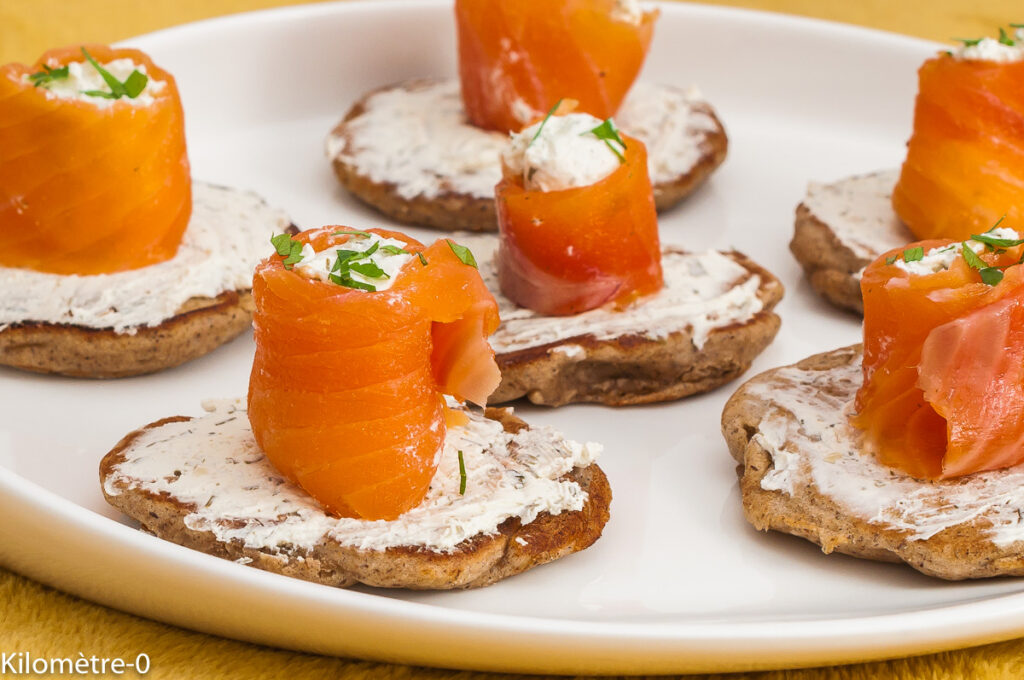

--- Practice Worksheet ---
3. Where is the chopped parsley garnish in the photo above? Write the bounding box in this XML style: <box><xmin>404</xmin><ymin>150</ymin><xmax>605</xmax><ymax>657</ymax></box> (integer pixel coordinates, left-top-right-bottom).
<box><xmin>970</xmin><ymin>233</ymin><xmax>1024</xmax><ymax>249</ymax></box>
<box><xmin>961</xmin><ymin>242</ymin><xmax>986</xmax><ymax>269</ymax></box>
<box><xmin>79</xmin><ymin>47</ymin><xmax>148</xmax><ymax>99</ymax></box>
<box><xmin>953</xmin><ymin>25</ymin><xmax>1021</xmax><ymax>49</ymax></box>
<box><xmin>457</xmin><ymin>450</ymin><xmax>467</xmax><ymax>495</ymax></box>
<box><xmin>380</xmin><ymin>245</ymin><xmax>409</xmax><ymax>256</ymax></box>
<box><xmin>348</xmin><ymin>261</ymin><xmax>388</xmax><ymax>279</ymax></box>
<box><xmin>529</xmin><ymin>98</ymin><xmax>564</xmax><ymax>146</ymax></box>
<box><xmin>961</xmin><ymin>241</ymin><xmax>1006</xmax><ymax>286</ymax></box>
<box><xmin>980</xmin><ymin>268</ymin><xmax>1005</xmax><ymax>285</ymax></box>
<box><xmin>28</xmin><ymin>64</ymin><xmax>69</xmax><ymax>88</ymax></box>
<box><xmin>446</xmin><ymin>240</ymin><xmax>478</xmax><ymax>268</ymax></box>
<box><xmin>903</xmin><ymin>246</ymin><xmax>924</xmax><ymax>262</ymax></box>
<box><xmin>329</xmin><ymin>274</ymin><xmax>376</xmax><ymax>291</ymax></box>
<box><xmin>417</xmin><ymin>252</ymin><xmax>429</xmax><ymax>266</ymax></box>
<box><xmin>332</xmin><ymin>229</ymin><xmax>373</xmax><ymax>239</ymax></box>
<box><xmin>586</xmin><ymin>118</ymin><xmax>627</xmax><ymax>163</ymax></box>
<box><xmin>885</xmin><ymin>247</ymin><xmax>924</xmax><ymax>266</ymax></box>
<box><xmin>325</xmin><ymin>239</ymin><xmax>394</xmax><ymax>292</ymax></box>
<box><xmin>270</xmin><ymin>233</ymin><xmax>304</xmax><ymax>270</ymax></box>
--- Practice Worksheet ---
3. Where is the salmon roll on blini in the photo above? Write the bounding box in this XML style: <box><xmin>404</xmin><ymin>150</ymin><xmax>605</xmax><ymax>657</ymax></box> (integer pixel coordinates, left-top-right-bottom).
<box><xmin>892</xmin><ymin>31</ymin><xmax>1024</xmax><ymax>241</ymax></box>
<box><xmin>855</xmin><ymin>224</ymin><xmax>1024</xmax><ymax>479</ymax></box>
<box><xmin>496</xmin><ymin>111</ymin><xmax>662</xmax><ymax>316</ymax></box>
<box><xmin>247</xmin><ymin>227</ymin><xmax>500</xmax><ymax>520</ymax></box>
<box><xmin>456</xmin><ymin>0</ymin><xmax>657</xmax><ymax>132</ymax></box>
<box><xmin>0</xmin><ymin>45</ymin><xmax>190</xmax><ymax>275</ymax></box>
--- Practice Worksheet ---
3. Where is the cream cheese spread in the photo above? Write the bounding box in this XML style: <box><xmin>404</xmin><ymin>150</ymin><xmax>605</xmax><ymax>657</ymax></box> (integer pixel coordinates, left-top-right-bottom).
<box><xmin>103</xmin><ymin>399</ymin><xmax>601</xmax><ymax>554</ymax></box>
<box><xmin>747</xmin><ymin>348</ymin><xmax>1024</xmax><ymax>546</ymax></box>
<box><xmin>461</xmin><ymin>237</ymin><xmax>766</xmax><ymax>353</ymax></box>
<box><xmin>503</xmin><ymin>113</ymin><xmax>624</xmax><ymax>192</ymax></box>
<box><xmin>295</xmin><ymin>232</ymin><xmax>413</xmax><ymax>291</ymax></box>
<box><xmin>327</xmin><ymin>80</ymin><xmax>718</xmax><ymax>200</ymax></box>
<box><xmin>0</xmin><ymin>183</ymin><xmax>291</xmax><ymax>334</ymax></box>
<box><xmin>802</xmin><ymin>169</ymin><xmax>907</xmax><ymax>262</ymax></box>
<box><xmin>28</xmin><ymin>57</ymin><xmax>166</xmax><ymax>108</ymax></box>
<box><xmin>954</xmin><ymin>34</ymin><xmax>1024</xmax><ymax>63</ymax></box>
<box><xmin>894</xmin><ymin>228</ymin><xmax>1021</xmax><ymax>276</ymax></box>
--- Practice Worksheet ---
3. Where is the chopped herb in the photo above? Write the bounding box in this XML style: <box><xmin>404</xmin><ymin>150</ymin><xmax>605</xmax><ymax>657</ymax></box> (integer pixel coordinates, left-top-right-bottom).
<box><xmin>988</xmin><ymin>215</ymin><xmax>1008</xmax><ymax>231</ymax></box>
<box><xmin>28</xmin><ymin>64</ymin><xmax>69</xmax><ymax>88</ymax></box>
<box><xmin>446</xmin><ymin>240</ymin><xmax>478</xmax><ymax>268</ymax></box>
<box><xmin>361</xmin><ymin>241</ymin><xmax>380</xmax><ymax>258</ymax></box>
<box><xmin>417</xmin><ymin>252</ymin><xmax>429</xmax><ymax>266</ymax></box>
<box><xmin>270</xmin><ymin>233</ymin><xmax>304</xmax><ymax>270</ymax></box>
<box><xmin>953</xmin><ymin>37</ymin><xmax>983</xmax><ymax>47</ymax></box>
<box><xmin>380</xmin><ymin>245</ymin><xmax>409</xmax><ymax>255</ymax></box>
<box><xmin>529</xmin><ymin>98</ymin><xmax>564</xmax><ymax>146</ymax></box>
<box><xmin>330</xmin><ymin>249</ymin><xmax>360</xmax><ymax>271</ymax></box>
<box><xmin>348</xmin><ymin>261</ymin><xmax>388</xmax><ymax>279</ymax></box>
<box><xmin>586</xmin><ymin>118</ymin><xmax>627</xmax><ymax>163</ymax></box>
<box><xmin>970</xmin><ymin>233</ymin><xmax>1024</xmax><ymax>249</ymax></box>
<box><xmin>79</xmin><ymin>47</ymin><xmax>148</xmax><ymax>100</ymax></box>
<box><xmin>961</xmin><ymin>241</ymin><xmax>987</xmax><ymax>270</ymax></box>
<box><xmin>885</xmin><ymin>255</ymin><xmax>898</xmax><ymax>265</ymax></box>
<box><xmin>122</xmin><ymin>70</ymin><xmax>148</xmax><ymax>97</ymax></box>
<box><xmin>271</xmin><ymin>233</ymin><xmax>294</xmax><ymax>256</ymax></box>
<box><xmin>457</xmin><ymin>450</ymin><xmax>467</xmax><ymax>495</ymax></box>
<box><xmin>999</xmin><ymin>27</ymin><xmax>1016</xmax><ymax>46</ymax></box>
<box><xmin>329</xmin><ymin>274</ymin><xmax>376</xmax><ymax>291</ymax></box>
<box><xmin>903</xmin><ymin>246</ymin><xmax>924</xmax><ymax>262</ymax></box>
<box><xmin>283</xmin><ymin>244</ymin><xmax>304</xmax><ymax>268</ymax></box>
<box><xmin>332</xmin><ymin>229</ymin><xmax>373</xmax><ymax>239</ymax></box>
<box><xmin>980</xmin><ymin>267</ymin><xmax>1005</xmax><ymax>285</ymax></box>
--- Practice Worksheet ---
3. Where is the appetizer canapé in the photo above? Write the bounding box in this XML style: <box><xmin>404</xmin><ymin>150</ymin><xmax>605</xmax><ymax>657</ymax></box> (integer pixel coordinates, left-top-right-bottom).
<box><xmin>893</xmin><ymin>32</ymin><xmax>1024</xmax><ymax>241</ymax></box>
<box><xmin>725</xmin><ymin>223</ymin><xmax>1024</xmax><ymax>579</ymax></box>
<box><xmin>474</xmin><ymin>111</ymin><xmax>782</xmax><ymax>406</ymax></box>
<box><xmin>0</xmin><ymin>45</ymin><xmax>292</xmax><ymax>377</ymax></box>
<box><xmin>102</xmin><ymin>226</ymin><xmax>611</xmax><ymax>590</ymax></box>
<box><xmin>248</xmin><ymin>227</ymin><xmax>500</xmax><ymax>519</ymax></box>
<box><xmin>456</xmin><ymin>0</ymin><xmax>657</xmax><ymax>133</ymax></box>
<box><xmin>0</xmin><ymin>45</ymin><xmax>190</xmax><ymax>275</ymax></box>
<box><xmin>496</xmin><ymin>111</ymin><xmax>661</xmax><ymax>315</ymax></box>
<box><xmin>327</xmin><ymin>0</ymin><xmax>727</xmax><ymax>231</ymax></box>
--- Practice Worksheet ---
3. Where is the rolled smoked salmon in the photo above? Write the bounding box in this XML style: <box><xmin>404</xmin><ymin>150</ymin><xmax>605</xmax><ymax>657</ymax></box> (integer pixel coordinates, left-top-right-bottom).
<box><xmin>247</xmin><ymin>227</ymin><xmax>500</xmax><ymax>520</ymax></box>
<box><xmin>855</xmin><ymin>230</ymin><xmax>1024</xmax><ymax>478</ymax></box>
<box><xmin>496</xmin><ymin>127</ymin><xmax>662</xmax><ymax>315</ymax></box>
<box><xmin>456</xmin><ymin>0</ymin><xmax>657</xmax><ymax>133</ymax></box>
<box><xmin>0</xmin><ymin>45</ymin><xmax>191</xmax><ymax>275</ymax></box>
<box><xmin>891</xmin><ymin>50</ymin><xmax>1024</xmax><ymax>241</ymax></box>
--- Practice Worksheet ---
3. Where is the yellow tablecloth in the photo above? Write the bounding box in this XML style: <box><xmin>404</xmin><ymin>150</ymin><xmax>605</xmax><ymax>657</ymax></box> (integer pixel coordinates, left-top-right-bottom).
<box><xmin>2</xmin><ymin>1</ymin><xmax>1023</xmax><ymax>678</ymax></box>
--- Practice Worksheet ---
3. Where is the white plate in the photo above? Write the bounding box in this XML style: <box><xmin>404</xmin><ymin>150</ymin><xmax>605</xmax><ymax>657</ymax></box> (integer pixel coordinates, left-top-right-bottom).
<box><xmin>3</xmin><ymin>1</ymin><xmax>1023</xmax><ymax>674</ymax></box>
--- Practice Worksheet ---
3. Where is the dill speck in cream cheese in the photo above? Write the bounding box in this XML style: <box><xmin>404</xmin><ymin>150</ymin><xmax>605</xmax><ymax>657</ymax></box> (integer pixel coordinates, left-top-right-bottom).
<box><xmin>103</xmin><ymin>399</ymin><xmax>601</xmax><ymax>554</ymax></box>
<box><xmin>503</xmin><ymin>113</ymin><xmax>624</xmax><ymax>192</ymax></box>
